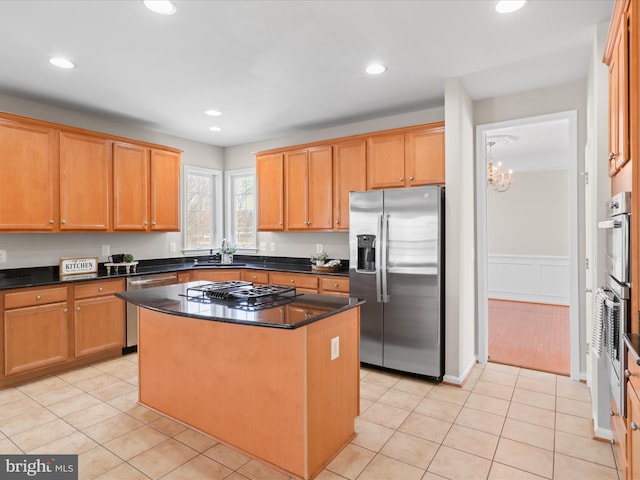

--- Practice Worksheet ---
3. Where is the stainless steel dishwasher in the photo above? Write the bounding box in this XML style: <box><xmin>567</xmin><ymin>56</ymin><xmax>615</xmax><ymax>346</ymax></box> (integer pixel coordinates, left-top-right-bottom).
<box><xmin>125</xmin><ymin>272</ymin><xmax>178</xmax><ymax>352</ymax></box>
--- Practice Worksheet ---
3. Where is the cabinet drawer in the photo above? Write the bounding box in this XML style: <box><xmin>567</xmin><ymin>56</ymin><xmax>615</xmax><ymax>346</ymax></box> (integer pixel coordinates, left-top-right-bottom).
<box><xmin>320</xmin><ymin>276</ymin><xmax>349</xmax><ymax>294</ymax></box>
<box><xmin>269</xmin><ymin>272</ymin><xmax>318</xmax><ymax>291</ymax></box>
<box><xmin>5</xmin><ymin>286</ymin><xmax>68</xmax><ymax>309</ymax></box>
<box><xmin>74</xmin><ymin>279</ymin><xmax>125</xmax><ymax>299</ymax></box>
<box><xmin>628</xmin><ymin>351</ymin><xmax>640</xmax><ymax>395</ymax></box>
<box><xmin>241</xmin><ymin>270</ymin><xmax>270</xmax><ymax>284</ymax></box>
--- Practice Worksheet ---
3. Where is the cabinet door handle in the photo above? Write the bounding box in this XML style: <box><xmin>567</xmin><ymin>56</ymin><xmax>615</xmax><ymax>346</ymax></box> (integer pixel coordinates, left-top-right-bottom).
<box><xmin>76</xmin><ymin>307</ymin><xmax>81</xmax><ymax>312</ymax></box>
<box><xmin>290</xmin><ymin>280</ymin><xmax>295</xmax><ymax>284</ymax></box>
<box><xmin>152</xmin><ymin>221</ymin><xmax>156</xmax><ymax>225</ymax></box>
<box><xmin>61</xmin><ymin>219</ymin><xmax>66</xmax><ymax>224</ymax></box>
<box><xmin>63</xmin><ymin>308</ymin><xmax>68</xmax><ymax>313</ymax></box>
<box><xmin>49</xmin><ymin>220</ymin><xmax>54</xmax><ymax>224</ymax></box>
<box><xmin>399</xmin><ymin>177</ymin><xmax>404</xmax><ymax>181</ymax></box>
<box><xmin>333</xmin><ymin>283</ymin><xmax>339</xmax><ymax>287</ymax></box>
<box><xmin>98</xmin><ymin>287</ymin><xmax>103</xmax><ymax>292</ymax></box>
<box><xmin>625</xmin><ymin>369</ymin><xmax>632</xmax><ymax>378</ymax></box>
<box><xmin>632</xmin><ymin>422</ymin><xmax>639</xmax><ymax>431</ymax></box>
<box><xmin>36</xmin><ymin>295</ymin><xmax>42</xmax><ymax>301</ymax></box>
<box><xmin>611</xmin><ymin>410</ymin><xmax>616</xmax><ymax>416</ymax></box>
<box><xmin>409</xmin><ymin>176</ymin><xmax>414</xmax><ymax>180</ymax></box>
<box><xmin>143</xmin><ymin>221</ymin><xmax>148</xmax><ymax>226</ymax></box>
<box><xmin>609</xmin><ymin>152</ymin><xmax>616</xmax><ymax>160</ymax></box>
<box><xmin>335</xmin><ymin>220</ymin><xmax>339</xmax><ymax>224</ymax></box>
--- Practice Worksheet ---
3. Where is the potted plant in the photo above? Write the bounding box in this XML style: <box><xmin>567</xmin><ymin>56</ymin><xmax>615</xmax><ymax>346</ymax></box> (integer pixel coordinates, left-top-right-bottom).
<box><xmin>221</xmin><ymin>242</ymin><xmax>237</xmax><ymax>264</ymax></box>
<box><xmin>311</xmin><ymin>251</ymin><xmax>328</xmax><ymax>266</ymax></box>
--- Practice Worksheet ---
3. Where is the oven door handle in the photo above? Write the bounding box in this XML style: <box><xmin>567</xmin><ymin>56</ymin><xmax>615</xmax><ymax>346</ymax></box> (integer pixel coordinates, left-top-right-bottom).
<box><xmin>598</xmin><ymin>220</ymin><xmax>622</xmax><ymax>229</ymax></box>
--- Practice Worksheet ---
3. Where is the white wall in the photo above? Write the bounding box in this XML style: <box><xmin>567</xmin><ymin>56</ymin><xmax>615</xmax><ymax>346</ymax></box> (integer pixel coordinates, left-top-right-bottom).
<box><xmin>444</xmin><ymin>78</ymin><xmax>477</xmax><ymax>384</ymax></box>
<box><xmin>487</xmin><ymin>170</ymin><xmax>569</xmax><ymax>256</ymax></box>
<box><xmin>0</xmin><ymin>94</ymin><xmax>224</xmax><ymax>268</ymax></box>
<box><xmin>585</xmin><ymin>20</ymin><xmax>614</xmax><ymax>439</ymax></box>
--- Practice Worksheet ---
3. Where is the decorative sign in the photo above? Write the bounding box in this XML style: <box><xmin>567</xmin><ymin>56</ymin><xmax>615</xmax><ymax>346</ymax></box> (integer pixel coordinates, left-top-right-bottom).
<box><xmin>59</xmin><ymin>257</ymin><xmax>98</xmax><ymax>280</ymax></box>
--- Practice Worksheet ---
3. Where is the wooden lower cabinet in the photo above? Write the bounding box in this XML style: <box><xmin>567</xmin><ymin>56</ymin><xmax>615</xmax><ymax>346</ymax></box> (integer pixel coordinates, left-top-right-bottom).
<box><xmin>4</xmin><ymin>302</ymin><xmax>70</xmax><ymax>376</ymax></box>
<box><xmin>73</xmin><ymin>279</ymin><xmax>125</xmax><ymax>358</ymax></box>
<box><xmin>191</xmin><ymin>269</ymin><xmax>242</xmax><ymax>282</ymax></box>
<box><xmin>629</xmin><ymin>384</ymin><xmax>640</xmax><ymax>480</ymax></box>
<box><xmin>177</xmin><ymin>271</ymin><xmax>191</xmax><ymax>284</ymax></box>
<box><xmin>241</xmin><ymin>269</ymin><xmax>269</xmax><ymax>284</ymax></box>
<box><xmin>269</xmin><ymin>272</ymin><xmax>319</xmax><ymax>293</ymax></box>
<box><xmin>320</xmin><ymin>276</ymin><xmax>349</xmax><ymax>297</ymax></box>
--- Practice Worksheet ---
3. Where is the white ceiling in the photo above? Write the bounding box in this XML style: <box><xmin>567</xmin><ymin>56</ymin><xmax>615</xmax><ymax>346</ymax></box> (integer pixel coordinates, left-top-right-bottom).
<box><xmin>0</xmin><ymin>0</ymin><xmax>613</xmax><ymax>147</ymax></box>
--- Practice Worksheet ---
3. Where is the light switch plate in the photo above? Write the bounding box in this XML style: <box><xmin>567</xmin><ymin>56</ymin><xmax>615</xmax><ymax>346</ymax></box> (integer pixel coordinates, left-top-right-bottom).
<box><xmin>169</xmin><ymin>242</ymin><xmax>176</xmax><ymax>252</ymax></box>
<box><xmin>270</xmin><ymin>242</ymin><xmax>276</xmax><ymax>252</ymax></box>
<box><xmin>259</xmin><ymin>242</ymin><xmax>267</xmax><ymax>251</ymax></box>
<box><xmin>316</xmin><ymin>243</ymin><xmax>323</xmax><ymax>253</ymax></box>
<box><xmin>0</xmin><ymin>250</ymin><xmax>6</xmax><ymax>263</ymax></box>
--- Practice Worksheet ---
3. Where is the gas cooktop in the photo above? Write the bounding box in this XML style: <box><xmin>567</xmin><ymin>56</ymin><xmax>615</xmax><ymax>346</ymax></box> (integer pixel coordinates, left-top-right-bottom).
<box><xmin>182</xmin><ymin>281</ymin><xmax>298</xmax><ymax>311</ymax></box>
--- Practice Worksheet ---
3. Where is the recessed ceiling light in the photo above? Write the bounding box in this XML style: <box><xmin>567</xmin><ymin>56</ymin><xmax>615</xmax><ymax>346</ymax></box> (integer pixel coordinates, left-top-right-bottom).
<box><xmin>495</xmin><ymin>0</ymin><xmax>526</xmax><ymax>14</ymax></box>
<box><xmin>209</xmin><ymin>126</ymin><xmax>222</xmax><ymax>132</ymax></box>
<box><xmin>205</xmin><ymin>109</ymin><xmax>222</xmax><ymax>117</ymax></box>
<box><xmin>143</xmin><ymin>0</ymin><xmax>176</xmax><ymax>15</ymax></box>
<box><xmin>49</xmin><ymin>57</ymin><xmax>75</xmax><ymax>69</ymax></box>
<box><xmin>365</xmin><ymin>64</ymin><xmax>387</xmax><ymax>75</ymax></box>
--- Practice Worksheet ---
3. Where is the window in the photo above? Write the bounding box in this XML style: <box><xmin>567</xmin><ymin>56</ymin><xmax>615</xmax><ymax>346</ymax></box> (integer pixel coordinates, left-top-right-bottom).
<box><xmin>225</xmin><ymin>168</ymin><xmax>256</xmax><ymax>251</ymax></box>
<box><xmin>183</xmin><ymin>166</ymin><xmax>222</xmax><ymax>251</ymax></box>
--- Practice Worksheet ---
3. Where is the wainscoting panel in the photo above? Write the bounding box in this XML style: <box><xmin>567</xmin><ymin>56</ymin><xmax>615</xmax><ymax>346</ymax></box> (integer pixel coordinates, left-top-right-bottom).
<box><xmin>488</xmin><ymin>254</ymin><xmax>569</xmax><ymax>305</ymax></box>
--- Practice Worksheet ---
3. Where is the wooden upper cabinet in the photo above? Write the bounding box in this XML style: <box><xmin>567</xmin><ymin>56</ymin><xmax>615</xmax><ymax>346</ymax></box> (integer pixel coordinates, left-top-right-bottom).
<box><xmin>285</xmin><ymin>146</ymin><xmax>333</xmax><ymax>231</ymax></box>
<box><xmin>113</xmin><ymin>142</ymin><xmax>149</xmax><ymax>231</ymax></box>
<box><xmin>367</xmin><ymin>134</ymin><xmax>405</xmax><ymax>189</ymax></box>
<box><xmin>257</xmin><ymin>152</ymin><xmax>285</xmax><ymax>231</ymax></box>
<box><xmin>605</xmin><ymin>1</ymin><xmax>631</xmax><ymax>176</ymax></box>
<box><xmin>59</xmin><ymin>131</ymin><xmax>111</xmax><ymax>231</ymax></box>
<box><xmin>0</xmin><ymin>118</ymin><xmax>57</xmax><ymax>231</ymax></box>
<box><xmin>333</xmin><ymin>140</ymin><xmax>366</xmax><ymax>230</ymax></box>
<box><xmin>406</xmin><ymin>124</ymin><xmax>445</xmax><ymax>186</ymax></box>
<box><xmin>150</xmin><ymin>149</ymin><xmax>180</xmax><ymax>231</ymax></box>
<box><xmin>113</xmin><ymin>144</ymin><xmax>180</xmax><ymax>232</ymax></box>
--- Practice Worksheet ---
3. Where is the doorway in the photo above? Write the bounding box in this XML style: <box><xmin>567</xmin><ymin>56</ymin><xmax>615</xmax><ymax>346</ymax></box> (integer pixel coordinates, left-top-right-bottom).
<box><xmin>476</xmin><ymin>111</ymin><xmax>579</xmax><ymax>379</ymax></box>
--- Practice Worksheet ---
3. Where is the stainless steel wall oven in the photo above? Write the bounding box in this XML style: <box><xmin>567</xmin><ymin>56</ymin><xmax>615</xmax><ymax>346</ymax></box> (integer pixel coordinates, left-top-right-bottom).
<box><xmin>598</xmin><ymin>191</ymin><xmax>631</xmax><ymax>416</ymax></box>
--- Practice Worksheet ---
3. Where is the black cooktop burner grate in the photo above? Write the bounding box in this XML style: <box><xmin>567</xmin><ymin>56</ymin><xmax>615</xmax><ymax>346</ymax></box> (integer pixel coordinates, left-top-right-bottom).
<box><xmin>183</xmin><ymin>281</ymin><xmax>298</xmax><ymax>310</ymax></box>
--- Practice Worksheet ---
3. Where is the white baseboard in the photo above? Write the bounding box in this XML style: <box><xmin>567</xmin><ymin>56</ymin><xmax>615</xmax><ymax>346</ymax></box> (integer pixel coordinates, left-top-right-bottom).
<box><xmin>488</xmin><ymin>254</ymin><xmax>569</xmax><ymax>305</ymax></box>
<box><xmin>443</xmin><ymin>357</ymin><xmax>477</xmax><ymax>386</ymax></box>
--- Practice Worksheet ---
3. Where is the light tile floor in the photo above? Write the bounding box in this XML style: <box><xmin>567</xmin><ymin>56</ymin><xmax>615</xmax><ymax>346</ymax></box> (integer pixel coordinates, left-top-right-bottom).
<box><xmin>0</xmin><ymin>354</ymin><xmax>619</xmax><ymax>480</ymax></box>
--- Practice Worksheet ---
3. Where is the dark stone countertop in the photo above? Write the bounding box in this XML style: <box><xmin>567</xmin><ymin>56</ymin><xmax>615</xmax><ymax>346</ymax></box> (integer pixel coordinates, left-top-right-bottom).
<box><xmin>625</xmin><ymin>333</ymin><xmax>640</xmax><ymax>365</ymax></box>
<box><xmin>0</xmin><ymin>255</ymin><xmax>349</xmax><ymax>291</ymax></box>
<box><xmin>117</xmin><ymin>281</ymin><xmax>363</xmax><ymax>329</ymax></box>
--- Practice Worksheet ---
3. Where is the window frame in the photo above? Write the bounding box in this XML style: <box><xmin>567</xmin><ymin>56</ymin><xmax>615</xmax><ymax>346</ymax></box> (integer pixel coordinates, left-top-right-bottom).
<box><xmin>224</xmin><ymin>167</ymin><xmax>257</xmax><ymax>253</ymax></box>
<box><xmin>182</xmin><ymin>165</ymin><xmax>223</xmax><ymax>254</ymax></box>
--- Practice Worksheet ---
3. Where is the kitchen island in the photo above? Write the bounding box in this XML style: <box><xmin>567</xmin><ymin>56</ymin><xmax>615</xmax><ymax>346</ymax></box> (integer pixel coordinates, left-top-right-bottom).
<box><xmin>117</xmin><ymin>282</ymin><xmax>362</xmax><ymax>480</ymax></box>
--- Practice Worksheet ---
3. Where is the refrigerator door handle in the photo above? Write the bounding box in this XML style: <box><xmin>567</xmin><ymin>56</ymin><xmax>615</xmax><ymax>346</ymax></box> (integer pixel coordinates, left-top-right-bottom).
<box><xmin>381</xmin><ymin>213</ymin><xmax>390</xmax><ymax>303</ymax></box>
<box><xmin>375</xmin><ymin>214</ymin><xmax>383</xmax><ymax>303</ymax></box>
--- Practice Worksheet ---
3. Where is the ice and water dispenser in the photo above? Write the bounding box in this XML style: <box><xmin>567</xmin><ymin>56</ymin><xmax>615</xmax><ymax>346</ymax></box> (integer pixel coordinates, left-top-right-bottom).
<box><xmin>356</xmin><ymin>234</ymin><xmax>376</xmax><ymax>272</ymax></box>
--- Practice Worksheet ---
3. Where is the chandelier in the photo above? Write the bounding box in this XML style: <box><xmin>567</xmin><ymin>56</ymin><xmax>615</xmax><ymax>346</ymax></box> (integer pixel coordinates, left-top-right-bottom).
<box><xmin>486</xmin><ymin>140</ymin><xmax>513</xmax><ymax>192</ymax></box>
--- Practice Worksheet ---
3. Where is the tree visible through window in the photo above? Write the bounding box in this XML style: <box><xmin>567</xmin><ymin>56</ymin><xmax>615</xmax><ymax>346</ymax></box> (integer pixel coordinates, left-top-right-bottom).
<box><xmin>184</xmin><ymin>167</ymin><xmax>221</xmax><ymax>250</ymax></box>
<box><xmin>226</xmin><ymin>169</ymin><xmax>256</xmax><ymax>250</ymax></box>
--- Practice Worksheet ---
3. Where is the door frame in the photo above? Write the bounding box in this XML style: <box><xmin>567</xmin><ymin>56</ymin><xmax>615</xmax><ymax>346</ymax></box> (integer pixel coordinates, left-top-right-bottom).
<box><xmin>475</xmin><ymin>110</ymin><xmax>579</xmax><ymax>380</ymax></box>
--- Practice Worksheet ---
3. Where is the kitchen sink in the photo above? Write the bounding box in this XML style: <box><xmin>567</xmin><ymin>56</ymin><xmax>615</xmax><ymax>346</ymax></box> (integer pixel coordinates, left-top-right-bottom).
<box><xmin>192</xmin><ymin>262</ymin><xmax>246</xmax><ymax>267</ymax></box>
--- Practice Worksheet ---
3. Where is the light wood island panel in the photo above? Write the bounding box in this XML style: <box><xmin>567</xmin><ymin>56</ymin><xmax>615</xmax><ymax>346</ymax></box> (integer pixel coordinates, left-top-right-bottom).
<box><xmin>138</xmin><ymin>305</ymin><xmax>360</xmax><ymax>479</ymax></box>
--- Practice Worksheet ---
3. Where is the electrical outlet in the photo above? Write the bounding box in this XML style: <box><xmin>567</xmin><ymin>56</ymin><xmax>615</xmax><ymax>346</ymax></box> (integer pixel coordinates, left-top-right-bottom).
<box><xmin>259</xmin><ymin>242</ymin><xmax>267</xmax><ymax>251</ymax></box>
<box><xmin>0</xmin><ymin>249</ymin><xmax>6</xmax><ymax>263</ymax></box>
<box><xmin>270</xmin><ymin>242</ymin><xmax>276</xmax><ymax>252</ymax></box>
<box><xmin>101</xmin><ymin>245</ymin><xmax>110</xmax><ymax>256</ymax></box>
<box><xmin>331</xmin><ymin>336</ymin><xmax>340</xmax><ymax>360</ymax></box>
<box><xmin>316</xmin><ymin>243</ymin><xmax>323</xmax><ymax>253</ymax></box>
<box><xmin>169</xmin><ymin>242</ymin><xmax>176</xmax><ymax>252</ymax></box>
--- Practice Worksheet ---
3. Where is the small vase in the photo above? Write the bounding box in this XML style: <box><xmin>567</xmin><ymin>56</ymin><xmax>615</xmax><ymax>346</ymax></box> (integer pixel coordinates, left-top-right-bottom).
<box><xmin>222</xmin><ymin>253</ymin><xmax>233</xmax><ymax>264</ymax></box>
<box><xmin>315</xmin><ymin>259</ymin><xmax>325</xmax><ymax>266</ymax></box>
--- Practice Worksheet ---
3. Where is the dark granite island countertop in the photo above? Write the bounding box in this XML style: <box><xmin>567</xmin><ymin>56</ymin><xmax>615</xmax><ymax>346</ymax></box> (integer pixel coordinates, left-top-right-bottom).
<box><xmin>116</xmin><ymin>281</ymin><xmax>363</xmax><ymax>329</ymax></box>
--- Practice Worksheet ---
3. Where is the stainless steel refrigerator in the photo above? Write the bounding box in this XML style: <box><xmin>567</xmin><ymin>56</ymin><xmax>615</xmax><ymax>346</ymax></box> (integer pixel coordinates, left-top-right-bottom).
<box><xmin>349</xmin><ymin>185</ymin><xmax>444</xmax><ymax>380</ymax></box>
